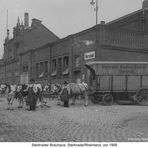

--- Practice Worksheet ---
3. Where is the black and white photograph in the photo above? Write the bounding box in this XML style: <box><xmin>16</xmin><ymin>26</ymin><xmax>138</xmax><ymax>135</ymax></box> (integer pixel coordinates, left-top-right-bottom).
<box><xmin>0</xmin><ymin>0</ymin><xmax>148</xmax><ymax>147</ymax></box>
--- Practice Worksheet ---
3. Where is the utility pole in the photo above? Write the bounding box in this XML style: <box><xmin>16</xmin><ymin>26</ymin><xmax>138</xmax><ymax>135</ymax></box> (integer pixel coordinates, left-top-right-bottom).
<box><xmin>90</xmin><ymin>0</ymin><xmax>99</xmax><ymax>43</ymax></box>
<box><xmin>142</xmin><ymin>7</ymin><xmax>146</xmax><ymax>50</ymax></box>
<box><xmin>90</xmin><ymin>0</ymin><xmax>99</xmax><ymax>25</ymax></box>
<box><xmin>90</xmin><ymin>0</ymin><xmax>101</xmax><ymax>60</ymax></box>
<box><xmin>5</xmin><ymin>10</ymin><xmax>9</xmax><ymax>84</ymax></box>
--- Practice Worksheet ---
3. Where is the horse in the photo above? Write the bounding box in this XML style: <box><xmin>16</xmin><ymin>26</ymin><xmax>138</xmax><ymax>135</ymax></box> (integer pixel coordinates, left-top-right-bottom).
<box><xmin>4</xmin><ymin>84</ymin><xmax>17</xmax><ymax>110</ymax></box>
<box><xmin>43</xmin><ymin>84</ymin><xmax>51</xmax><ymax>92</ymax></box>
<box><xmin>43</xmin><ymin>83</ymin><xmax>63</xmax><ymax>99</ymax></box>
<box><xmin>0</xmin><ymin>84</ymin><xmax>7</xmax><ymax>94</ymax></box>
<box><xmin>60</xmin><ymin>82</ymin><xmax>89</xmax><ymax>106</ymax></box>
<box><xmin>15</xmin><ymin>84</ymin><xmax>28</xmax><ymax>108</ymax></box>
<box><xmin>35</xmin><ymin>83</ymin><xmax>47</xmax><ymax>107</ymax></box>
<box><xmin>43</xmin><ymin>83</ymin><xmax>64</xmax><ymax>105</ymax></box>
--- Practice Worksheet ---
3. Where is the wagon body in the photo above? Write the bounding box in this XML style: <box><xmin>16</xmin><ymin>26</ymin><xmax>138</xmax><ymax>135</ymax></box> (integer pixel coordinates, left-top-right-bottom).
<box><xmin>85</xmin><ymin>61</ymin><xmax>148</xmax><ymax>105</ymax></box>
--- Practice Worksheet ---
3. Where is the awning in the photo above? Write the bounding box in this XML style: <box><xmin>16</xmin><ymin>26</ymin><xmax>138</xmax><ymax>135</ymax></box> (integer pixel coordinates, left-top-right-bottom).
<box><xmin>51</xmin><ymin>70</ymin><xmax>57</xmax><ymax>76</ymax></box>
<box><xmin>85</xmin><ymin>64</ymin><xmax>96</xmax><ymax>80</ymax></box>
<box><xmin>39</xmin><ymin>72</ymin><xmax>44</xmax><ymax>78</ymax></box>
<box><xmin>73</xmin><ymin>67</ymin><xmax>81</xmax><ymax>72</ymax></box>
<box><xmin>62</xmin><ymin>68</ymin><xmax>69</xmax><ymax>75</ymax></box>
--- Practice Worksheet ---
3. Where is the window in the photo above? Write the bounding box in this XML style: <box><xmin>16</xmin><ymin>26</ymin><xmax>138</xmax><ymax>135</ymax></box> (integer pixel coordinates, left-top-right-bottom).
<box><xmin>75</xmin><ymin>56</ymin><xmax>80</xmax><ymax>67</ymax></box>
<box><xmin>51</xmin><ymin>59</ymin><xmax>57</xmax><ymax>76</ymax></box>
<box><xmin>52</xmin><ymin>59</ymin><xmax>56</xmax><ymax>72</ymax></box>
<box><xmin>63</xmin><ymin>56</ymin><xmax>69</xmax><ymax>75</ymax></box>
<box><xmin>38</xmin><ymin>62</ymin><xmax>44</xmax><ymax>78</ymax></box>
<box><xmin>8</xmin><ymin>48</ymin><xmax>13</xmax><ymax>59</ymax></box>
<box><xmin>23</xmin><ymin>64</ymin><xmax>28</xmax><ymax>72</ymax></box>
<box><xmin>14</xmin><ymin>42</ymin><xmax>20</xmax><ymax>57</ymax></box>
<box><xmin>44</xmin><ymin>61</ymin><xmax>48</xmax><ymax>73</ymax></box>
<box><xmin>36</xmin><ymin>63</ymin><xmax>39</xmax><ymax>78</ymax></box>
<box><xmin>58</xmin><ymin>57</ymin><xmax>62</xmax><ymax>76</ymax></box>
<box><xmin>40</xmin><ymin>62</ymin><xmax>43</xmax><ymax>74</ymax></box>
<box><xmin>63</xmin><ymin>56</ymin><xmax>69</xmax><ymax>70</ymax></box>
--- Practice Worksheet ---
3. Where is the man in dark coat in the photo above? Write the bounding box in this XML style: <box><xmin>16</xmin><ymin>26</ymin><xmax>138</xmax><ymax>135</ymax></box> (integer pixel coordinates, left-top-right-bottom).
<box><xmin>60</xmin><ymin>81</ymin><xmax>69</xmax><ymax>107</ymax></box>
<box><xmin>26</xmin><ymin>79</ymin><xmax>37</xmax><ymax>111</ymax></box>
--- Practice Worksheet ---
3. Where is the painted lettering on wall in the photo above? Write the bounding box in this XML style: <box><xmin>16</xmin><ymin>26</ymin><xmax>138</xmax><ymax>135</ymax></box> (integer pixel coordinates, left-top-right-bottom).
<box><xmin>97</xmin><ymin>64</ymin><xmax>147</xmax><ymax>75</ymax></box>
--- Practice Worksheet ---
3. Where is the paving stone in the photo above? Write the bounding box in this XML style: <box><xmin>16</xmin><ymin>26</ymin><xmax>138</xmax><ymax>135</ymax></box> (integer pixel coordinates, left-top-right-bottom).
<box><xmin>1</xmin><ymin>97</ymin><xmax>148</xmax><ymax>142</ymax></box>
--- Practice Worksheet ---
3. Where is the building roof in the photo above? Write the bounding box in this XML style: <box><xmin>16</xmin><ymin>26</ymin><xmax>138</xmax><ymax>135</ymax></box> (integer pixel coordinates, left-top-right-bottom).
<box><xmin>4</xmin><ymin>17</ymin><xmax>59</xmax><ymax>57</ymax></box>
<box><xmin>106</xmin><ymin>8</ymin><xmax>148</xmax><ymax>27</ymax></box>
<box><xmin>19</xmin><ymin>22</ymin><xmax>59</xmax><ymax>52</ymax></box>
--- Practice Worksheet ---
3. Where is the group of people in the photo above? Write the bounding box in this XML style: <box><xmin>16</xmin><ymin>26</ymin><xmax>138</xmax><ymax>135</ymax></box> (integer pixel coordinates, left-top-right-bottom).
<box><xmin>0</xmin><ymin>79</ymin><xmax>44</xmax><ymax>111</ymax></box>
<box><xmin>0</xmin><ymin>79</ymin><xmax>89</xmax><ymax>111</ymax></box>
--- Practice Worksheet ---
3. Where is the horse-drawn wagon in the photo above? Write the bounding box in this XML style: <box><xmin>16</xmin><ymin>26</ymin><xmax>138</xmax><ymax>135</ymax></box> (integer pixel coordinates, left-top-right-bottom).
<box><xmin>85</xmin><ymin>61</ymin><xmax>148</xmax><ymax>105</ymax></box>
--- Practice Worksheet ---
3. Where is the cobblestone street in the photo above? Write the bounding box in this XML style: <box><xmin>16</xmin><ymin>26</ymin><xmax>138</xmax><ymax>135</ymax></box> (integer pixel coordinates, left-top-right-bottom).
<box><xmin>0</xmin><ymin>97</ymin><xmax>148</xmax><ymax>142</ymax></box>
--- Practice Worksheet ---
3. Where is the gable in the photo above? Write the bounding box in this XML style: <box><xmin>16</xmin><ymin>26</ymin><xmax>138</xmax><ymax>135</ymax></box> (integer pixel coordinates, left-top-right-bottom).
<box><xmin>18</xmin><ymin>24</ymin><xmax>59</xmax><ymax>54</ymax></box>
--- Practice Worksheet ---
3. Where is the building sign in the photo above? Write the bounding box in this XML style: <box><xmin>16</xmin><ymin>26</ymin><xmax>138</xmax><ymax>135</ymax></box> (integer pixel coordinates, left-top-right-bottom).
<box><xmin>84</xmin><ymin>51</ymin><xmax>95</xmax><ymax>60</ymax></box>
<box><xmin>94</xmin><ymin>63</ymin><xmax>148</xmax><ymax>75</ymax></box>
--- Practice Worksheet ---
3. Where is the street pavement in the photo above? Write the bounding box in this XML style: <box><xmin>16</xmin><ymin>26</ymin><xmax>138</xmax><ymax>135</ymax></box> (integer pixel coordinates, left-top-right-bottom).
<box><xmin>0</xmin><ymin>97</ymin><xmax>148</xmax><ymax>142</ymax></box>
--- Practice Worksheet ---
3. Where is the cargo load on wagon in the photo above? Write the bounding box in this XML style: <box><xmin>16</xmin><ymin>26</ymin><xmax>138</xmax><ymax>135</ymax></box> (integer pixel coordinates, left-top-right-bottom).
<box><xmin>85</xmin><ymin>61</ymin><xmax>148</xmax><ymax>106</ymax></box>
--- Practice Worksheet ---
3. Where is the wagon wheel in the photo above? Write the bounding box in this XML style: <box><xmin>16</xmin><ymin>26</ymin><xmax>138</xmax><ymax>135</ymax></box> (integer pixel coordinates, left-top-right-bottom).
<box><xmin>136</xmin><ymin>88</ymin><xmax>148</xmax><ymax>106</ymax></box>
<box><xmin>102</xmin><ymin>94</ymin><xmax>114</xmax><ymax>105</ymax></box>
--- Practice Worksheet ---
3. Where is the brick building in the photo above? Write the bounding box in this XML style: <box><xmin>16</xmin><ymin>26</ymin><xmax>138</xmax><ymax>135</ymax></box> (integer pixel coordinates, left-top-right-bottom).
<box><xmin>1</xmin><ymin>13</ymin><xmax>59</xmax><ymax>84</ymax></box>
<box><xmin>1</xmin><ymin>1</ymin><xmax>148</xmax><ymax>84</ymax></box>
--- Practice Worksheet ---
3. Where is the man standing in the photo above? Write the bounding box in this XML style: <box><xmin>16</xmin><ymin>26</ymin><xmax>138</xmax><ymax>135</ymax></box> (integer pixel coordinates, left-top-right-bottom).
<box><xmin>60</xmin><ymin>81</ymin><xmax>69</xmax><ymax>107</ymax></box>
<box><xmin>26</xmin><ymin>79</ymin><xmax>38</xmax><ymax>111</ymax></box>
<box><xmin>83</xmin><ymin>81</ymin><xmax>89</xmax><ymax>107</ymax></box>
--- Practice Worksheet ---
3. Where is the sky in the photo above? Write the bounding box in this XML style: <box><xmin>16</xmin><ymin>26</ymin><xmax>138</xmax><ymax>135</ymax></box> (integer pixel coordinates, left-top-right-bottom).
<box><xmin>0</xmin><ymin>0</ymin><xmax>144</xmax><ymax>58</ymax></box>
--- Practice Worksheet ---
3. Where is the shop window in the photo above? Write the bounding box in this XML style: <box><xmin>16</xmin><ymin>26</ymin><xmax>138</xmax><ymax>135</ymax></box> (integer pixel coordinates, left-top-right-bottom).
<box><xmin>44</xmin><ymin>61</ymin><xmax>48</xmax><ymax>76</ymax></box>
<box><xmin>63</xmin><ymin>56</ymin><xmax>69</xmax><ymax>70</ymax></box>
<box><xmin>39</xmin><ymin>62</ymin><xmax>44</xmax><ymax>78</ymax></box>
<box><xmin>44</xmin><ymin>61</ymin><xmax>48</xmax><ymax>73</ymax></box>
<box><xmin>36</xmin><ymin>63</ymin><xmax>39</xmax><ymax>78</ymax></box>
<box><xmin>40</xmin><ymin>62</ymin><xmax>43</xmax><ymax>73</ymax></box>
<box><xmin>63</xmin><ymin>56</ymin><xmax>69</xmax><ymax>75</ymax></box>
<box><xmin>23</xmin><ymin>64</ymin><xmax>28</xmax><ymax>72</ymax></box>
<box><xmin>58</xmin><ymin>57</ymin><xmax>62</xmax><ymax>76</ymax></box>
<box><xmin>75</xmin><ymin>56</ymin><xmax>80</xmax><ymax>67</ymax></box>
<box><xmin>51</xmin><ymin>59</ymin><xmax>57</xmax><ymax>76</ymax></box>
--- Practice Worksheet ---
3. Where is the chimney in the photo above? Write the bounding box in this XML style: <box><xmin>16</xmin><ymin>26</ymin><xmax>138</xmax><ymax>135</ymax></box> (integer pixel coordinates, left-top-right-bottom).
<box><xmin>100</xmin><ymin>21</ymin><xmax>105</xmax><ymax>25</ymax></box>
<box><xmin>24</xmin><ymin>12</ymin><xmax>29</xmax><ymax>28</ymax></box>
<box><xmin>31</xmin><ymin>18</ymin><xmax>42</xmax><ymax>28</ymax></box>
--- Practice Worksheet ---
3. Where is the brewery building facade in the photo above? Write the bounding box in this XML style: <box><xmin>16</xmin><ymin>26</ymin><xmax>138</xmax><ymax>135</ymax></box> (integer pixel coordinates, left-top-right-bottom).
<box><xmin>1</xmin><ymin>1</ymin><xmax>148</xmax><ymax>85</ymax></box>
